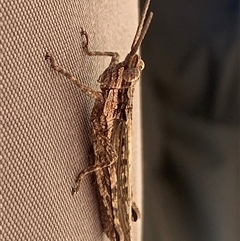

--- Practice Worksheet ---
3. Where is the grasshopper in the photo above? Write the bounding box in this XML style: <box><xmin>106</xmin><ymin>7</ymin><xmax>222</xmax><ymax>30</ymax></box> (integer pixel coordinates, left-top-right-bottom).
<box><xmin>45</xmin><ymin>0</ymin><xmax>152</xmax><ymax>240</ymax></box>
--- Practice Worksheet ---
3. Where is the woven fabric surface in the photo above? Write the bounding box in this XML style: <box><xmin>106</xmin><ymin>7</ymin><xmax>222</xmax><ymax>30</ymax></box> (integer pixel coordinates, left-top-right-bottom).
<box><xmin>1</xmin><ymin>1</ymin><xmax>142</xmax><ymax>240</ymax></box>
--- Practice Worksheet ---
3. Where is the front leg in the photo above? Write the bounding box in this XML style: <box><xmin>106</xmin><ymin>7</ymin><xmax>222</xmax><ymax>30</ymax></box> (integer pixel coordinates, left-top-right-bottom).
<box><xmin>80</xmin><ymin>27</ymin><xmax>120</xmax><ymax>65</ymax></box>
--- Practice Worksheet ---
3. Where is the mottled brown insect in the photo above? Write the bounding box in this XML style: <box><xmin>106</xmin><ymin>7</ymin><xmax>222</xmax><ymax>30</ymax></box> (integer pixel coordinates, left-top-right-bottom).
<box><xmin>45</xmin><ymin>1</ymin><xmax>152</xmax><ymax>240</ymax></box>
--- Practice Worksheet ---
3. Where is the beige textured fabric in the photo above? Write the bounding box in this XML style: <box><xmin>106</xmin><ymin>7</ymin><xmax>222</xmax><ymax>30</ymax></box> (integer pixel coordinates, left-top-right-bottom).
<box><xmin>1</xmin><ymin>1</ymin><xmax>142</xmax><ymax>240</ymax></box>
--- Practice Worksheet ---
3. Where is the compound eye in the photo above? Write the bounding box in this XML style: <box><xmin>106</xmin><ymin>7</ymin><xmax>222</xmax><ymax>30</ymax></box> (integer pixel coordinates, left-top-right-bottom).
<box><xmin>123</xmin><ymin>68</ymin><xmax>141</xmax><ymax>82</ymax></box>
<box><xmin>138</xmin><ymin>59</ymin><xmax>145</xmax><ymax>70</ymax></box>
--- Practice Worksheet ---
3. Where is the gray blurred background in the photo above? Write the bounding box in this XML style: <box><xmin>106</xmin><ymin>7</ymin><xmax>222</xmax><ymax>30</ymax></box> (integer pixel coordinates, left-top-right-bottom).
<box><xmin>141</xmin><ymin>0</ymin><xmax>239</xmax><ymax>241</ymax></box>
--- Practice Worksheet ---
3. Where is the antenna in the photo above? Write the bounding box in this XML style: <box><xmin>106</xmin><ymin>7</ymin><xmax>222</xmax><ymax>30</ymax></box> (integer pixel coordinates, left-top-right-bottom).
<box><xmin>129</xmin><ymin>0</ymin><xmax>153</xmax><ymax>56</ymax></box>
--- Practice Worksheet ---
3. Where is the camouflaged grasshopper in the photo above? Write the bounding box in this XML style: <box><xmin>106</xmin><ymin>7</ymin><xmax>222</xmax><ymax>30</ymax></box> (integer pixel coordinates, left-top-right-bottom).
<box><xmin>45</xmin><ymin>0</ymin><xmax>152</xmax><ymax>240</ymax></box>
